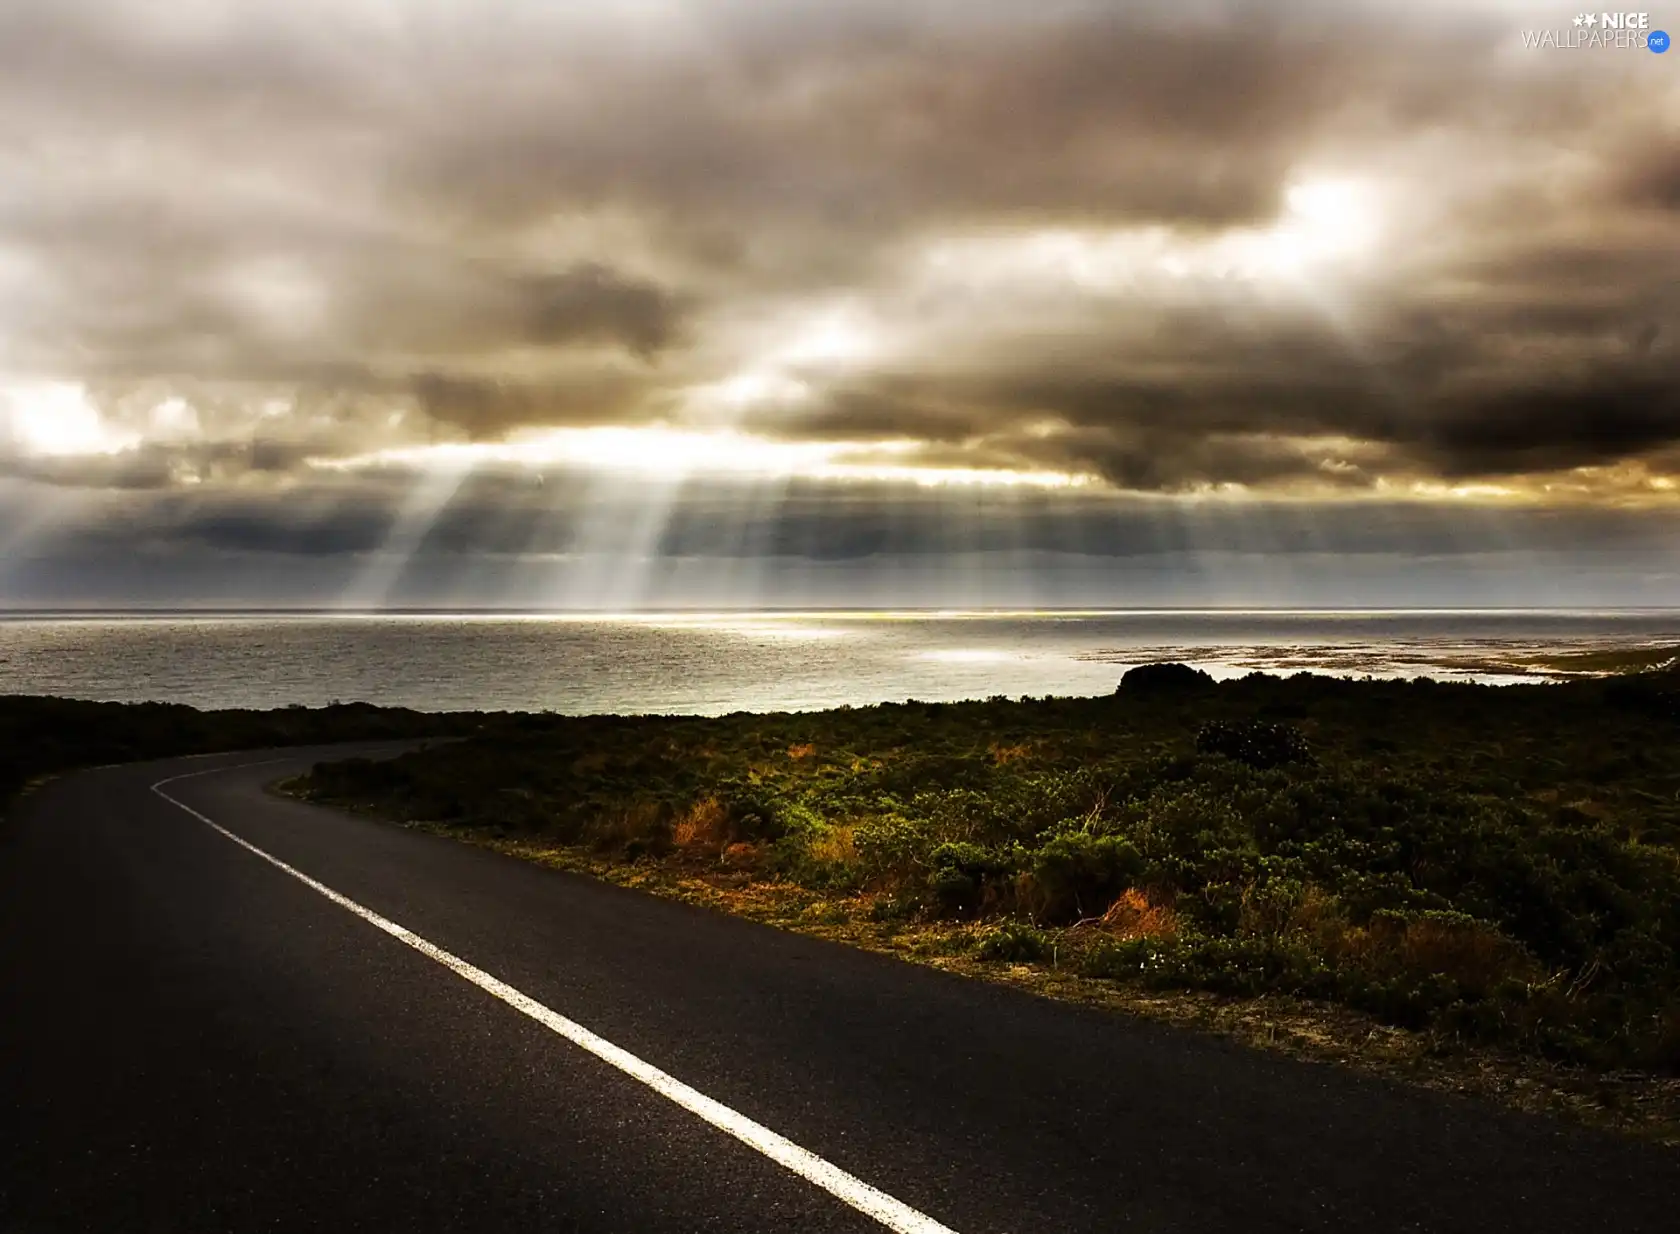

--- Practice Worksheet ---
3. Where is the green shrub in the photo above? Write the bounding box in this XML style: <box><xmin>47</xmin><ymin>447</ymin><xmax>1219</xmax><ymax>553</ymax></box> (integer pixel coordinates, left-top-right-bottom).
<box><xmin>1081</xmin><ymin>935</ymin><xmax>1183</xmax><ymax>981</ymax></box>
<box><xmin>1028</xmin><ymin>831</ymin><xmax>1144</xmax><ymax>922</ymax></box>
<box><xmin>867</xmin><ymin>895</ymin><xmax>922</xmax><ymax>923</ymax></box>
<box><xmin>926</xmin><ymin>841</ymin><xmax>1019</xmax><ymax>915</ymax></box>
<box><xmin>976</xmin><ymin>921</ymin><xmax>1053</xmax><ymax>963</ymax></box>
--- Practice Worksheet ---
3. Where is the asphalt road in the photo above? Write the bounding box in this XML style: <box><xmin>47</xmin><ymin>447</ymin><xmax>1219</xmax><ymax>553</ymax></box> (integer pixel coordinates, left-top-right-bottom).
<box><xmin>4</xmin><ymin>744</ymin><xmax>1679</xmax><ymax>1233</ymax></box>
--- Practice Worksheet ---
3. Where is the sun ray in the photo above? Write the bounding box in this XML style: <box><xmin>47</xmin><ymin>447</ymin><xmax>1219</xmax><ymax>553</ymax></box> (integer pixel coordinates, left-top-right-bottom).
<box><xmin>338</xmin><ymin>456</ymin><xmax>475</xmax><ymax>612</ymax></box>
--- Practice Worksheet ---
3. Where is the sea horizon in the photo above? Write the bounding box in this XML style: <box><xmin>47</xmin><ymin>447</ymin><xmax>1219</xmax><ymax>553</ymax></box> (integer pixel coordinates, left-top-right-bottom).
<box><xmin>5</xmin><ymin>604</ymin><xmax>1680</xmax><ymax>620</ymax></box>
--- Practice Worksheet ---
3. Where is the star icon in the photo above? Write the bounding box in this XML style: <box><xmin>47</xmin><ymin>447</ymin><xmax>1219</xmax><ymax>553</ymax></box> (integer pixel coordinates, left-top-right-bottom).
<box><xmin>1584</xmin><ymin>12</ymin><xmax>1599</xmax><ymax>25</ymax></box>
<box><xmin>1573</xmin><ymin>13</ymin><xmax>1585</xmax><ymax>24</ymax></box>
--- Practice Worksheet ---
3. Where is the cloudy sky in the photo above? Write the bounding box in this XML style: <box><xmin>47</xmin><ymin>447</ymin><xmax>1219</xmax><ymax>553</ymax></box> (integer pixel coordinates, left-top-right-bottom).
<box><xmin>0</xmin><ymin>0</ymin><xmax>1676</xmax><ymax>608</ymax></box>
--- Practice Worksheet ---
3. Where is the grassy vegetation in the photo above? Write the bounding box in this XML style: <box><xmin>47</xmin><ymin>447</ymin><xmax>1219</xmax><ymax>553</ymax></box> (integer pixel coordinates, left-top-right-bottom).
<box><xmin>0</xmin><ymin>695</ymin><xmax>464</xmax><ymax>809</ymax></box>
<box><xmin>298</xmin><ymin>662</ymin><xmax>1680</xmax><ymax>1082</ymax></box>
<box><xmin>1519</xmin><ymin>645</ymin><xmax>1680</xmax><ymax>676</ymax></box>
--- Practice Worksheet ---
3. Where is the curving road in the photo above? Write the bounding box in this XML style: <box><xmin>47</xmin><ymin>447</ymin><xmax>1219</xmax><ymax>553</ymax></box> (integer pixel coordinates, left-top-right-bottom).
<box><xmin>3</xmin><ymin>744</ymin><xmax>1678</xmax><ymax>1233</ymax></box>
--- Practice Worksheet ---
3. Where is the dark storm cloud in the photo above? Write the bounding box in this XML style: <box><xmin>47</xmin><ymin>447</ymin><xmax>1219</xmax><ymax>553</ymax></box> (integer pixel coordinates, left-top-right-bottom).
<box><xmin>408</xmin><ymin>11</ymin><xmax>1335</xmax><ymax>237</ymax></box>
<box><xmin>749</xmin><ymin>265</ymin><xmax>1680</xmax><ymax>490</ymax></box>
<box><xmin>0</xmin><ymin>438</ymin><xmax>327</xmax><ymax>491</ymax></box>
<box><xmin>410</xmin><ymin>368</ymin><xmax>664</xmax><ymax>436</ymax></box>
<box><xmin>9</xmin><ymin>461</ymin><xmax>1680</xmax><ymax>611</ymax></box>
<box><xmin>1607</xmin><ymin>143</ymin><xmax>1680</xmax><ymax>212</ymax></box>
<box><xmin>48</xmin><ymin>475</ymin><xmax>1680</xmax><ymax>580</ymax></box>
<box><xmin>27</xmin><ymin>474</ymin><xmax>556</xmax><ymax>560</ymax></box>
<box><xmin>683</xmin><ymin>488</ymin><xmax>1680</xmax><ymax>563</ymax></box>
<box><xmin>17</xmin><ymin>470</ymin><xmax>1680</xmax><ymax>569</ymax></box>
<box><xmin>134</xmin><ymin>502</ymin><xmax>394</xmax><ymax>559</ymax></box>
<box><xmin>518</xmin><ymin>266</ymin><xmax>689</xmax><ymax>355</ymax></box>
<box><xmin>1418</xmin><ymin>372</ymin><xmax>1680</xmax><ymax>476</ymax></box>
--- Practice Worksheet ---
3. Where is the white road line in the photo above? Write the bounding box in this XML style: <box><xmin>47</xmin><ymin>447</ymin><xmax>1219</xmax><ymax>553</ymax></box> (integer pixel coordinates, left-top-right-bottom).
<box><xmin>150</xmin><ymin>762</ymin><xmax>961</xmax><ymax>1234</ymax></box>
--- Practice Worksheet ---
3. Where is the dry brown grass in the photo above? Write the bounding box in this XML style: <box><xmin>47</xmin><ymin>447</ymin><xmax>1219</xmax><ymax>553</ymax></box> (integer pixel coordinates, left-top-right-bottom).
<box><xmin>1239</xmin><ymin>882</ymin><xmax>1348</xmax><ymax>945</ymax></box>
<box><xmin>1335</xmin><ymin>913</ymin><xmax>1534</xmax><ymax>995</ymax></box>
<box><xmin>721</xmin><ymin>841</ymin><xmax>761</xmax><ymax>868</ymax></box>
<box><xmin>808</xmin><ymin>824</ymin><xmax>859</xmax><ymax>866</ymax></box>
<box><xmin>1100</xmin><ymin>887</ymin><xmax>1180</xmax><ymax>940</ymax></box>
<box><xmin>1396</xmin><ymin>917</ymin><xmax>1530</xmax><ymax>994</ymax></box>
<box><xmin>591</xmin><ymin>799</ymin><xmax>667</xmax><ymax>852</ymax></box>
<box><xmin>671</xmin><ymin>795</ymin><xmax>729</xmax><ymax>849</ymax></box>
<box><xmin>989</xmin><ymin>742</ymin><xmax>1035</xmax><ymax>765</ymax></box>
<box><xmin>1286</xmin><ymin>885</ymin><xmax>1348</xmax><ymax>941</ymax></box>
<box><xmin>787</xmin><ymin>742</ymin><xmax>818</xmax><ymax>760</ymax></box>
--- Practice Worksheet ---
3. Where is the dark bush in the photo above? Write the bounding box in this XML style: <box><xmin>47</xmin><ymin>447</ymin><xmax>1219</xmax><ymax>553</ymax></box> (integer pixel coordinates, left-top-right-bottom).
<box><xmin>1603</xmin><ymin>676</ymin><xmax>1680</xmax><ymax>720</ymax></box>
<box><xmin>1195</xmin><ymin>720</ymin><xmax>1314</xmax><ymax>769</ymax></box>
<box><xmin>1118</xmin><ymin>662</ymin><xmax>1215</xmax><ymax>695</ymax></box>
<box><xmin>0</xmin><ymin>698</ymin><xmax>454</xmax><ymax>815</ymax></box>
<box><xmin>926</xmin><ymin>841</ymin><xmax>1018</xmax><ymax>915</ymax></box>
<box><xmin>1028</xmin><ymin>831</ymin><xmax>1144</xmax><ymax>921</ymax></box>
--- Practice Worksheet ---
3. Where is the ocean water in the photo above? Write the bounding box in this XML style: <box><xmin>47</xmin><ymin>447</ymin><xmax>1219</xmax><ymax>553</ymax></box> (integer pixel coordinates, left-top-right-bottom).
<box><xmin>0</xmin><ymin>610</ymin><xmax>1677</xmax><ymax>715</ymax></box>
